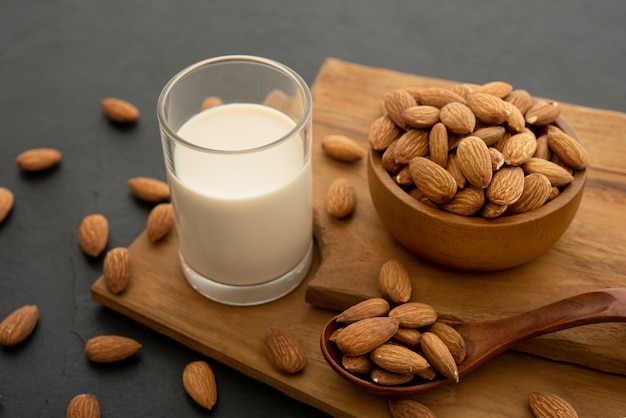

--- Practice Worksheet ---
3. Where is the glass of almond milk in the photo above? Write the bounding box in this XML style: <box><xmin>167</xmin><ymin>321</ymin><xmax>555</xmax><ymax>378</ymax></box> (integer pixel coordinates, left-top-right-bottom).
<box><xmin>157</xmin><ymin>56</ymin><xmax>313</xmax><ymax>306</ymax></box>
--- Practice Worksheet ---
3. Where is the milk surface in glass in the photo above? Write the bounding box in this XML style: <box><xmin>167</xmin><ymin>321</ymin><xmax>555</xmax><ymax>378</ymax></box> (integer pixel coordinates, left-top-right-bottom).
<box><xmin>168</xmin><ymin>103</ymin><xmax>312</xmax><ymax>286</ymax></box>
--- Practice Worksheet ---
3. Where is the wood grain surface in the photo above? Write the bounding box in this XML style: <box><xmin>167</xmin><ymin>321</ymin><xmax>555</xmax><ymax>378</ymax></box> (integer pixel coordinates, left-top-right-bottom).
<box><xmin>92</xmin><ymin>58</ymin><xmax>626</xmax><ymax>417</ymax></box>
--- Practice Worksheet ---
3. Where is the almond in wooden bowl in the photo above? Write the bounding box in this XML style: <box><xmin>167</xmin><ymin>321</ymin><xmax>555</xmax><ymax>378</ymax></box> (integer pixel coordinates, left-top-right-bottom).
<box><xmin>368</xmin><ymin>116</ymin><xmax>587</xmax><ymax>271</ymax></box>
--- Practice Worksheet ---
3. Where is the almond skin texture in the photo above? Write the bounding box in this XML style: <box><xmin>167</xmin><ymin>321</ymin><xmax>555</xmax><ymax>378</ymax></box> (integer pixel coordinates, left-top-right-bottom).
<box><xmin>439</xmin><ymin>186</ymin><xmax>485</xmax><ymax>216</ymax></box>
<box><xmin>78</xmin><ymin>214</ymin><xmax>109</xmax><ymax>257</ymax></box>
<box><xmin>369</xmin><ymin>115</ymin><xmax>402</xmax><ymax>151</ymax></box>
<box><xmin>467</xmin><ymin>92</ymin><xmax>511</xmax><ymax>124</ymax></box>
<box><xmin>402</xmin><ymin>105</ymin><xmax>440</xmax><ymax>129</ymax></box>
<box><xmin>476</xmin><ymin>80</ymin><xmax>513</xmax><ymax>98</ymax></box>
<box><xmin>85</xmin><ymin>335</ymin><xmax>142</xmax><ymax>363</ymax></box>
<box><xmin>428</xmin><ymin>122</ymin><xmax>449</xmax><ymax>168</ymax></box>
<box><xmin>523</xmin><ymin>157</ymin><xmax>574</xmax><ymax>187</ymax></box>
<box><xmin>370</xmin><ymin>343</ymin><xmax>430</xmax><ymax>374</ymax></box>
<box><xmin>383</xmin><ymin>89</ymin><xmax>417</xmax><ymax>129</ymax></box>
<box><xmin>419</xmin><ymin>87</ymin><xmax>466</xmax><ymax>108</ymax></box>
<box><xmin>183</xmin><ymin>361</ymin><xmax>218</xmax><ymax>410</ymax></box>
<box><xmin>546</xmin><ymin>125</ymin><xmax>590</xmax><ymax>170</ymax></box>
<box><xmin>0</xmin><ymin>187</ymin><xmax>14</xmax><ymax>223</ymax></box>
<box><xmin>420</xmin><ymin>331</ymin><xmax>460</xmax><ymax>382</ymax></box>
<box><xmin>370</xmin><ymin>367</ymin><xmax>414</xmax><ymax>386</ymax></box>
<box><xmin>388</xmin><ymin>302</ymin><xmax>438</xmax><ymax>328</ymax></box>
<box><xmin>487</xmin><ymin>166</ymin><xmax>525</xmax><ymax>205</ymax></box>
<box><xmin>408</xmin><ymin>157</ymin><xmax>457</xmax><ymax>204</ymax></box>
<box><xmin>342</xmin><ymin>354</ymin><xmax>374</xmax><ymax>375</ymax></box>
<box><xmin>438</xmin><ymin>102</ymin><xmax>476</xmax><ymax>134</ymax></box>
<box><xmin>66</xmin><ymin>393</ymin><xmax>101</xmax><ymax>418</ymax></box>
<box><xmin>389</xmin><ymin>399</ymin><xmax>437</xmax><ymax>418</ymax></box>
<box><xmin>103</xmin><ymin>247</ymin><xmax>131</xmax><ymax>294</ymax></box>
<box><xmin>336</xmin><ymin>298</ymin><xmax>390</xmax><ymax>323</ymax></box>
<box><xmin>147</xmin><ymin>203</ymin><xmax>175</xmax><ymax>242</ymax></box>
<box><xmin>101</xmin><ymin>97</ymin><xmax>139</xmax><ymax>123</ymax></box>
<box><xmin>335</xmin><ymin>317</ymin><xmax>400</xmax><ymax>356</ymax></box>
<box><xmin>525</xmin><ymin>100</ymin><xmax>561</xmax><ymax>126</ymax></box>
<box><xmin>326</xmin><ymin>177</ymin><xmax>356</xmax><ymax>218</ymax></box>
<box><xmin>127</xmin><ymin>177</ymin><xmax>170</xmax><ymax>202</ymax></box>
<box><xmin>378</xmin><ymin>259</ymin><xmax>412</xmax><ymax>304</ymax></box>
<box><xmin>506</xmin><ymin>173</ymin><xmax>553</xmax><ymax>215</ymax></box>
<box><xmin>264</xmin><ymin>327</ymin><xmax>306</xmax><ymax>374</ymax></box>
<box><xmin>505</xmin><ymin>89</ymin><xmax>533</xmax><ymax>114</ymax></box>
<box><xmin>0</xmin><ymin>305</ymin><xmax>39</xmax><ymax>346</ymax></box>
<box><xmin>501</xmin><ymin>131</ymin><xmax>538</xmax><ymax>166</ymax></box>
<box><xmin>321</xmin><ymin>134</ymin><xmax>366</xmax><ymax>163</ymax></box>
<box><xmin>456</xmin><ymin>136</ymin><xmax>493</xmax><ymax>188</ymax></box>
<box><xmin>428</xmin><ymin>321</ymin><xmax>467</xmax><ymax>364</ymax></box>
<box><xmin>16</xmin><ymin>148</ymin><xmax>62</xmax><ymax>172</ymax></box>
<box><xmin>529</xmin><ymin>391</ymin><xmax>579</xmax><ymax>418</ymax></box>
<box><xmin>393</xmin><ymin>129</ymin><xmax>430</xmax><ymax>164</ymax></box>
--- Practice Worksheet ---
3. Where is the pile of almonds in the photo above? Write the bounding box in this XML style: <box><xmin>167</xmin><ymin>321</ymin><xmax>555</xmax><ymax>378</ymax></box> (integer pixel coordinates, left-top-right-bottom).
<box><xmin>369</xmin><ymin>82</ymin><xmax>590</xmax><ymax>217</ymax></box>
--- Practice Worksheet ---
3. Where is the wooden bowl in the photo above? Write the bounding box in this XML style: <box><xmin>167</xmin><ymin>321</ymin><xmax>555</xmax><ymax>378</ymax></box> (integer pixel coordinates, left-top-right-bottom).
<box><xmin>367</xmin><ymin>117</ymin><xmax>587</xmax><ymax>271</ymax></box>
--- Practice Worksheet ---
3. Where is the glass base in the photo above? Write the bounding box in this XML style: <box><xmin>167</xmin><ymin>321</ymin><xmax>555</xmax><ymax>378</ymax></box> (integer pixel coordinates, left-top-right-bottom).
<box><xmin>180</xmin><ymin>241</ymin><xmax>314</xmax><ymax>306</ymax></box>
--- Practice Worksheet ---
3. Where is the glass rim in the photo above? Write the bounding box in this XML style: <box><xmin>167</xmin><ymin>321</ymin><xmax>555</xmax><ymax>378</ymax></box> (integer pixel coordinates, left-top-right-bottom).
<box><xmin>156</xmin><ymin>55</ymin><xmax>312</xmax><ymax>154</ymax></box>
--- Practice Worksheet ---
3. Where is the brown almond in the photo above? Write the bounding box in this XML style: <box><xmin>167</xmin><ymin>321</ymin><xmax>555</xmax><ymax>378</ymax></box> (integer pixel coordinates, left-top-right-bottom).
<box><xmin>467</xmin><ymin>92</ymin><xmax>511</xmax><ymax>124</ymax></box>
<box><xmin>147</xmin><ymin>203</ymin><xmax>175</xmax><ymax>242</ymax></box>
<box><xmin>395</xmin><ymin>166</ymin><xmax>414</xmax><ymax>187</ymax></box>
<box><xmin>182</xmin><ymin>360</ymin><xmax>218</xmax><ymax>410</ymax></box>
<box><xmin>378</xmin><ymin>259</ymin><xmax>412</xmax><ymax>304</ymax></box>
<box><xmin>529</xmin><ymin>391</ymin><xmax>579</xmax><ymax>418</ymax></box>
<box><xmin>326</xmin><ymin>177</ymin><xmax>356</xmax><ymax>218</ymax></box>
<box><xmin>0</xmin><ymin>187</ymin><xmax>14</xmax><ymax>223</ymax></box>
<box><xmin>419</xmin><ymin>87</ymin><xmax>466</xmax><ymax>108</ymax></box>
<box><xmin>505</xmin><ymin>101</ymin><xmax>526</xmax><ymax>133</ymax></box>
<box><xmin>546</xmin><ymin>125</ymin><xmax>590</xmax><ymax>170</ymax></box>
<box><xmin>66</xmin><ymin>393</ymin><xmax>101</xmax><ymax>418</ymax></box>
<box><xmin>523</xmin><ymin>157</ymin><xmax>574</xmax><ymax>187</ymax></box>
<box><xmin>428</xmin><ymin>322</ymin><xmax>467</xmax><ymax>365</ymax></box>
<box><xmin>446</xmin><ymin>153</ymin><xmax>467</xmax><ymax>189</ymax></box>
<box><xmin>16</xmin><ymin>148</ymin><xmax>62</xmax><ymax>172</ymax></box>
<box><xmin>201</xmin><ymin>96</ymin><xmax>223</xmax><ymax>110</ymax></box>
<box><xmin>383</xmin><ymin>89</ymin><xmax>416</xmax><ymax>129</ymax></box>
<box><xmin>388</xmin><ymin>302</ymin><xmax>438</xmax><ymax>328</ymax></box>
<box><xmin>505</xmin><ymin>89</ymin><xmax>533</xmax><ymax>114</ymax></box>
<box><xmin>420</xmin><ymin>332</ymin><xmax>459</xmax><ymax>382</ymax></box>
<box><xmin>488</xmin><ymin>147</ymin><xmax>505</xmax><ymax>171</ymax></box>
<box><xmin>408</xmin><ymin>187</ymin><xmax>438</xmax><ymax>209</ymax></box>
<box><xmin>334</xmin><ymin>317</ymin><xmax>399</xmax><ymax>356</ymax></box>
<box><xmin>381</xmin><ymin>140</ymin><xmax>403</xmax><ymax>174</ymax></box>
<box><xmin>428</xmin><ymin>122</ymin><xmax>449</xmax><ymax>168</ymax></box>
<box><xmin>487</xmin><ymin>166</ymin><xmax>525</xmax><ymax>205</ymax></box>
<box><xmin>534</xmin><ymin>134</ymin><xmax>551</xmax><ymax>160</ymax></box>
<box><xmin>389</xmin><ymin>399</ymin><xmax>437</xmax><ymax>418</ymax></box>
<box><xmin>370</xmin><ymin>367</ymin><xmax>414</xmax><ymax>386</ymax></box>
<box><xmin>103</xmin><ymin>247</ymin><xmax>131</xmax><ymax>294</ymax></box>
<box><xmin>408</xmin><ymin>157</ymin><xmax>457</xmax><ymax>204</ymax></box>
<box><xmin>391</xmin><ymin>327</ymin><xmax>422</xmax><ymax>348</ymax></box>
<box><xmin>476</xmin><ymin>81</ymin><xmax>513</xmax><ymax>98</ymax></box>
<box><xmin>85</xmin><ymin>335</ymin><xmax>142</xmax><ymax>363</ymax></box>
<box><xmin>439</xmin><ymin>186</ymin><xmax>485</xmax><ymax>216</ymax></box>
<box><xmin>264</xmin><ymin>327</ymin><xmax>306</xmax><ymax>374</ymax></box>
<box><xmin>101</xmin><ymin>97</ymin><xmax>139</xmax><ymax>123</ymax></box>
<box><xmin>525</xmin><ymin>100</ymin><xmax>561</xmax><ymax>126</ymax></box>
<box><xmin>506</xmin><ymin>173</ymin><xmax>552</xmax><ymax>215</ymax></box>
<box><xmin>456</xmin><ymin>136</ymin><xmax>493</xmax><ymax>188</ymax></box>
<box><xmin>451</xmin><ymin>83</ymin><xmax>480</xmax><ymax>99</ymax></box>
<box><xmin>127</xmin><ymin>177</ymin><xmax>170</xmax><ymax>202</ymax></box>
<box><xmin>472</xmin><ymin>125</ymin><xmax>506</xmax><ymax>146</ymax></box>
<box><xmin>78</xmin><ymin>214</ymin><xmax>109</xmax><ymax>257</ymax></box>
<box><xmin>369</xmin><ymin>115</ymin><xmax>402</xmax><ymax>151</ymax></box>
<box><xmin>0</xmin><ymin>305</ymin><xmax>39</xmax><ymax>347</ymax></box>
<box><xmin>342</xmin><ymin>354</ymin><xmax>374</xmax><ymax>375</ymax></box>
<box><xmin>480</xmin><ymin>201</ymin><xmax>508</xmax><ymax>218</ymax></box>
<box><xmin>439</xmin><ymin>102</ymin><xmax>476</xmax><ymax>134</ymax></box>
<box><xmin>370</xmin><ymin>343</ymin><xmax>430</xmax><ymax>374</ymax></box>
<box><xmin>336</xmin><ymin>298</ymin><xmax>390</xmax><ymax>323</ymax></box>
<box><xmin>402</xmin><ymin>105</ymin><xmax>440</xmax><ymax>129</ymax></box>
<box><xmin>501</xmin><ymin>131</ymin><xmax>538</xmax><ymax>166</ymax></box>
<box><xmin>321</xmin><ymin>134</ymin><xmax>366</xmax><ymax>163</ymax></box>
<box><xmin>393</xmin><ymin>129</ymin><xmax>430</xmax><ymax>164</ymax></box>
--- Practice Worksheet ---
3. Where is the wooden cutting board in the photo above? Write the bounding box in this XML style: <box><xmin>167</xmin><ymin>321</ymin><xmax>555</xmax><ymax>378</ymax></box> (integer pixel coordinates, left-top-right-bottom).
<box><xmin>92</xmin><ymin>59</ymin><xmax>626</xmax><ymax>417</ymax></box>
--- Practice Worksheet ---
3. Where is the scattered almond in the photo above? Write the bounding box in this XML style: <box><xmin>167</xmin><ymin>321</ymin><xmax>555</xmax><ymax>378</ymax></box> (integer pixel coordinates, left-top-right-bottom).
<box><xmin>529</xmin><ymin>391</ymin><xmax>579</xmax><ymax>418</ymax></box>
<box><xmin>146</xmin><ymin>203</ymin><xmax>174</xmax><ymax>242</ymax></box>
<box><xmin>321</xmin><ymin>134</ymin><xmax>366</xmax><ymax>163</ymax></box>
<box><xmin>183</xmin><ymin>360</ymin><xmax>218</xmax><ymax>410</ymax></box>
<box><xmin>85</xmin><ymin>335</ymin><xmax>142</xmax><ymax>363</ymax></box>
<box><xmin>378</xmin><ymin>259</ymin><xmax>412</xmax><ymax>304</ymax></box>
<box><xmin>16</xmin><ymin>148</ymin><xmax>62</xmax><ymax>172</ymax></box>
<box><xmin>326</xmin><ymin>177</ymin><xmax>356</xmax><ymax>218</ymax></box>
<box><xmin>101</xmin><ymin>98</ymin><xmax>139</xmax><ymax>123</ymax></box>
<box><xmin>78</xmin><ymin>214</ymin><xmax>109</xmax><ymax>257</ymax></box>
<box><xmin>66</xmin><ymin>393</ymin><xmax>101</xmax><ymax>418</ymax></box>
<box><xmin>103</xmin><ymin>247</ymin><xmax>131</xmax><ymax>294</ymax></box>
<box><xmin>0</xmin><ymin>304</ymin><xmax>39</xmax><ymax>346</ymax></box>
<box><xmin>264</xmin><ymin>327</ymin><xmax>306</xmax><ymax>374</ymax></box>
<box><xmin>127</xmin><ymin>177</ymin><xmax>170</xmax><ymax>202</ymax></box>
<box><xmin>389</xmin><ymin>399</ymin><xmax>437</xmax><ymax>418</ymax></box>
<box><xmin>0</xmin><ymin>187</ymin><xmax>14</xmax><ymax>223</ymax></box>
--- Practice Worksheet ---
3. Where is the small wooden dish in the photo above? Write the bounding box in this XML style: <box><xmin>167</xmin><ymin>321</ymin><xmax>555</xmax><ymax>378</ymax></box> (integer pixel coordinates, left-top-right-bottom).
<box><xmin>367</xmin><ymin>117</ymin><xmax>587</xmax><ymax>271</ymax></box>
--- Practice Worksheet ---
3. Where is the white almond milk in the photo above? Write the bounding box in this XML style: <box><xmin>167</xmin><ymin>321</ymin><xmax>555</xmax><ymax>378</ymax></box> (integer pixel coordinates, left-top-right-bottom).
<box><xmin>168</xmin><ymin>103</ymin><xmax>312</xmax><ymax>286</ymax></box>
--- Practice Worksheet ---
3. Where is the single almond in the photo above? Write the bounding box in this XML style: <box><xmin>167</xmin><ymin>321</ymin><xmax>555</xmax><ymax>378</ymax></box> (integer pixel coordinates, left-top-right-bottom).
<box><xmin>480</xmin><ymin>201</ymin><xmax>508</xmax><ymax>218</ymax></box>
<box><xmin>546</xmin><ymin>125</ymin><xmax>590</xmax><ymax>170</ymax></box>
<box><xmin>408</xmin><ymin>157</ymin><xmax>457</xmax><ymax>204</ymax></box>
<box><xmin>342</xmin><ymin>354</ymin><xmax>374</xmax><ymax>375</ymax></box>
<box><xmin>419</xmin><ymin>87</ymin><xmax>466</xmax><ymax>108</ymax></box>
<box><xmin>334</xmin><ymin>317</ymin><xmax>399</xmax><ymax>356</ymax></box>
<box><xmin>0</xmin><ymin>187</ymin><xmax>14</xmax><ymax>223</ymax></box>
<box><xmin>506</xmin><ymin>173</ymin><xmax>552</xmax><ymax>215</ymax></box>
<box><xmin>264</xmin><ymin>327</ymin><xmax>306</xmax><ymax>374</ymax></box>
<box><xmin>534</xmin><ymin>134</ymin><xmax>551</xmax><ymax>160</ymax></box>
<box><xmin>369</xmin><ymin>115</ymin><xmax>402</xmax><ymax>151</ymax></box>
<box><xmin>501</xmin><ymin>131</ymin><xmax>538</xmax><ymax>166</ymax></box>
<box><xmin>451</xmin><ymin>83</ymin><xmax>480</xmax><ymax>100</ymax></box>
<box><xmin>16</xmin><ymin>148</ymin><xmax>62</xmax><ymax>172</ymax></box>
<box><xmin>427</xmin><ymin>322</ymin><xmax>467</xmax><ymax>365</ymax></box>
<box><xmin>393</xmin><ymin>129</ymin><xmax>430</xmax><ymax>164</ymax></box>
<box><xmin>487</xmin><ymin>166</ymin><xmax>525</xmax><ymax>205</ymax></box>
<box><xmin>528</xmin><ymin>391</ymin><xmax>579</xmax><ymax>418</ymax></box>
<box><xmin>525</xmin><ymin>100</ymin><xmax>561</xmax><ymax>126</ymax></box>
<box><xmin>321</xmin><ymin>134</ymin><xmax>366</xmax><ymax>163</ymax></box>
<box><xmin>391</xmin><ymin>327</ymin><xmax>422</xmax><ymax>348</ymax></box>
<box><xmin>389</xmin><ymin>399</ymin><xmax>437</xmax><ymax>418</ymax></box>
<box><xmin>336</xmin><ymin>298</ymin><xmax>390</xmax><ymax>323</ymax></box>
<box><xmin>439</xmin><ymin>186</ymin><xmax>485</xmax><ymax>216</ymax></box>
<box><xmin>66</xmin><ymin>394</ymin><xmax>101</xmax><ymax>418</ymax></box>
<box><xmin>85</xmin><ymin>335</ymin><xmax>142</xmax><ymax>363</ymax></box>
<box><xmin>505</xmin><ymin>89</ymin><xmax>533</xmax><ymax>114</ymax></box>
<box><xmin>103</xmin><ymin>247</ymin><xmax>131</xmax><ymax>294</ymax></box>
<box><xmin>420</xmin><ymin>331</ymin><xmax>459</xmax><ymax>382</ymax></box>
<box><xmin>381</xmin><ymin>140</ymin><xmax>403</xmax><ymax>174</ymax></box>
<box><xmin>0</xmin><ymin>304</ymin><xmax>39</xmax><ymax>346</ymax></box>
<box><xmin>395</xmin><ymin>166</ymin><xmax>414</xmax><ymax>187</ymax></box>
<box><xmin>378</xmin><ymin>259</ymin><xmax>412</xmax><ymax>304</ymax></box>
<box><xmin>476</xmin><ymin>81</ymin><xmax>513</xmax><ymax>98</ymax></box>
<box><xmin>428</xmin><ymin>122</ymin><xmax>449</xmax><ymax>168</ymax></box>
<box><xmin>456</xmin><ymin>136</ymin><xmax>493</xmax><ymax>188</ymax></box>
<box><xmin>505</xmin><ymin>101</ymin><xmax>526</xmax><ymax>133</ymax></box>
<box><xmin>326</xmin><ymin>177</ymin><xmax>356</xmax><ymax>218</ymax></box>
<box><xmin>438</xmin><ymin>102</ymin><xmax>476</xmax><ymax>134</ymax></box>
<box><xmin>101</xmin><ymin>97</ymin><xmax>139</xmax><ymax>123</ymax></box>
<box><xmin>402</xmin><ymin>105</ymin><xmax>440</xmax><ymax>129</ymax></box>
<box><xmin>472</xmin><ymin>125</ymin><xmax>506</xmax><ymax>146</ymax></box>
<box><xmin>388</xmin><ymin>302</ymin><xmax>438</xmax><ymax>328</ymax></box>
<box><xmin>370</xmin><ymin>342</ymin><xmax>430</xmax><ymax>374</ymax></box>
<box><xmin>488</xmin><ymin>147</ymin><xmax>505</xmax><ymax>171</ymax></box>
<box><xmin>127</xmin><ymin>177</ymin><xmax>170</xmax><ymax>202</ymax></box>
<box><xmin>523</xmin><ymin>157</ymin><xmax>574</xmax><ymax>187</ymax></box>
<box><xmin>78</xmin><ymin>214</ymin><xmax>109</xmax><ymax>257</ymax></box>
<box><xmin>147</xmin><ymin>203</ymin><xmax>175</xmax><ymax>242</ymax></box>
<box><xmin>446</xmin><ymin>153</ymin><xmax>467</xmax><ymax>189</ymax></box>
<box><xmin>201</xmin><ymin>96</ymin><xmax>223</xmax><ymax>110</ymax></box>
<box><xmin>408</xmin><ymin>187</ymin><xmax>438</xmax><ymax>209</ymax></box>
<box><xmin>467</xmin><ymin>92</ymin><xmax>511</xmax><ymax>124</ymax></box>
<box><xmin>370</xmin><ymin>367</ymin><xmax>414</xmax><ymax>386</ymax></box>
<box><xmin>183</xmin><ymin>360</ymin><xmax>218</xmax><ymax>410</ymax></box>
<box><xmin>383</xmin><ymin>89</ymin><xmax>416</xmax><ymax>129</ymax></box>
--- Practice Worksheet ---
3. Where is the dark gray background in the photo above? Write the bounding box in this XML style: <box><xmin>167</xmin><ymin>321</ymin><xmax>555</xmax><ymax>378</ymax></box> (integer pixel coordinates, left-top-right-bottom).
<box><xmin>1</xmin><ymin>1</ymin><xmax>624</xmax><ymax>417</ymax></box>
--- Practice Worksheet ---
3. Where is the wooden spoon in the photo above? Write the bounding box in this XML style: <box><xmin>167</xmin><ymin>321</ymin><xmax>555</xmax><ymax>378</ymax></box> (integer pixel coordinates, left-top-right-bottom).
<box><xmin>320</xmin><ymin>288</ymin><xmax>626</xmax><ymax>396</ymax></box>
